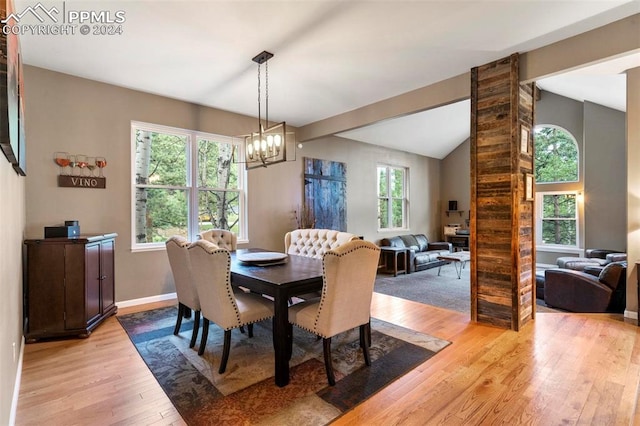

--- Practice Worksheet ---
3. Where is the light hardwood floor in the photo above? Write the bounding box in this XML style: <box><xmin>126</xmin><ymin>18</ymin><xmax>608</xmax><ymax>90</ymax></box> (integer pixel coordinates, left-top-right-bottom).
<box><xmin>16</xmin><ymin>294</ymin><xmax>640</xmax><ymax>425</ymax></box>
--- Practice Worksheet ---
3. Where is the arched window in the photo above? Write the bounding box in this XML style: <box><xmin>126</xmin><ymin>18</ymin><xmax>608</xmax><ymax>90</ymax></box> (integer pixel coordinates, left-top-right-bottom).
<box><xmin>533</xmin><ymin>125</ymin><xmax>580</xmax><ymax>248</ymax></box>
<box><xmin>534</xmin><ymin>125</ymin><xmax>578</xmax><ymax>183</ymax></box>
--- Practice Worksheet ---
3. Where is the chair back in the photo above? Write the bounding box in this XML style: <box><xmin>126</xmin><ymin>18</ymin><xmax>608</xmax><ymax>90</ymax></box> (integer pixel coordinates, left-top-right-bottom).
<box><xmin>165</xmin><ymin>236</ymin><xmax>200</xmax><ymax>310</ymax></box>
<box><xmin>314</xmin><ymin>240</ymin><xmax>380</xmax><ymax>337</ymax></box>
<box><xmin>199</xmin><ymin>229</ymin><xmax>237</xmax><ymax>251</ymax></box>
<box><xmin>284</xmin><ymin>228</ymin><xmax>359</xmax><ymax>259</ymax></box>
<box><xmin>187</xmin><ymin>240</ymin><xmax>241</xmax><ymax>330</ymax></box>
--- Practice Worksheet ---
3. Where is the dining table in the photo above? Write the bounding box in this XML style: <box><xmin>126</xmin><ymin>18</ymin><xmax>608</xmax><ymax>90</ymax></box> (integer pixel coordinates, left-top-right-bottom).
<box><xmin>230</xmin><ymin>248</ymin><xmax>323</xmax><ymax>387</ymax></box>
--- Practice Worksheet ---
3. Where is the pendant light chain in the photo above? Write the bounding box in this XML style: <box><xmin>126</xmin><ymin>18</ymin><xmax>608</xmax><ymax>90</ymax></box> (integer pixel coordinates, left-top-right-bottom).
<box><xmin>265</xmin><ymin>60</ymin><xmax>269</xmax><ymax>126</ymax></box>
<box><xmin>257</xmin><ymin>62</ymin><xmax>262</xmax><ymax>130</ymax></box>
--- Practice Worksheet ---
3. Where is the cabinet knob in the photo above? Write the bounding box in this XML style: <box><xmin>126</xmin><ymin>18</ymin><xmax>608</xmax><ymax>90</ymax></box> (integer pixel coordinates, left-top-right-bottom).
<box><xmin>99</xmin><ymin>275</ymin><xmax>107</xmax><ymax>280</ymax></box>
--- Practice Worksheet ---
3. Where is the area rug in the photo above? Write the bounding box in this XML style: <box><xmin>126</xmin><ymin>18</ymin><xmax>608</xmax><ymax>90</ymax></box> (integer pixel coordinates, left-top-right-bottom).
<box><xmin>375</xmin><ymin>265</ymin><xmax>559</xmax><ymax>313</ymax></box>
<box><xmin>117</xmin><ymin>306</ymin><xmax>450</xmax><ymax>425</ymax></box>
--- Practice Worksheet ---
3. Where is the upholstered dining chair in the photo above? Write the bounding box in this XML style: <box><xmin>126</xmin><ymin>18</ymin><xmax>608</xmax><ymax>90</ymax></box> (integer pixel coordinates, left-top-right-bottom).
<box><xmin>284</xmin><ymin>228</ymin><xmax>360</xmax><ymax>302</ymax></box>
<box><xmin>199</xmin><ymin>229</ymin><xmax>237</xmax><ymax>251</ymax></box>
<box><xmin>188</xmin><ymin>240</ymin><xmax>274</xmax><ymax>373</ymax></box>
<box><xmin>288</xmin><ymin>240</ymin><xmax>380</xmax><ymax>385</ymax></box>
<box><xmin>165</xmin><ymin>236</ymin><xmax>201</xmax><ymax>348</ymax></box>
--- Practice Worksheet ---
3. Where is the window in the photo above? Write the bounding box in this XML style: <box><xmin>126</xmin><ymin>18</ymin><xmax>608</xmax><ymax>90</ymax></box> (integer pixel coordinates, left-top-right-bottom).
<box><xmin>534</xmin><ymin>125</ymin><xmax>580</xmax><ymax>249</ymax></box>
<box><xmin>536</xmin><ymin>192</ymin><xmax>578</xmax><ymax>247</ymax></box>
<box><xmin>534</xmin><ymin>125</ymin><xmax>578</xmax><ymax>183</ymax></box>
<box><xmin>131</xmin><ymin>122</ymin><xmax>245</xmax><ymax>250</ymax></box>
<box><xmin>377</xmin><ymin>165</ymin><xmax>407</xmax><ymax>230</ymax></box>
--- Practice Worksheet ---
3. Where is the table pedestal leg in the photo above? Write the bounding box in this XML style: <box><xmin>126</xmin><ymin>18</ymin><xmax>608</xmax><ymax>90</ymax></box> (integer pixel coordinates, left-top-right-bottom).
<box><xmin>273</xmin><ymin>292</ymin><xmax>290</xmax><ymax>387</ymax></box>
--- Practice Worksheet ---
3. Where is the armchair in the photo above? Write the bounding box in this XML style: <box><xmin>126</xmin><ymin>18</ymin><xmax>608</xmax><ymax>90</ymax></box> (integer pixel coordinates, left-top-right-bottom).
<box><xmin>544</xmin><ymin>261</ymin><xmax>627</xmax><ymax>313</ymax></box>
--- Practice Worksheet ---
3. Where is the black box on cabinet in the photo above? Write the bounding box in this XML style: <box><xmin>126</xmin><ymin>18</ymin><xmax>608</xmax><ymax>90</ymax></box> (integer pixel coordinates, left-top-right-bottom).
<box><xmin>44</xmin><ymin>226</ymin><xmax>80</xmax><ymax>238</ymax></box>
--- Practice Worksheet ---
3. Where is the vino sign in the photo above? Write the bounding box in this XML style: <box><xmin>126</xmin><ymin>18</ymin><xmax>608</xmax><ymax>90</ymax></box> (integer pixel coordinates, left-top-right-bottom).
<box><xmin>58</xmin><ymin>175</ymin><xmax>106</xmax><ymax>189</ymax></box>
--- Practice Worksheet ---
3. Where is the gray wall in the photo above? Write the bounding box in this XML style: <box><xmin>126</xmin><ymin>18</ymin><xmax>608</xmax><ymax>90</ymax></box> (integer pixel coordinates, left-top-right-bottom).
<box><xmin>583</xmin><ymin>101</ymin><xmax>626</xmax><ymax>251</ymax></box>
<box><xmin>0</xmin><ymin>148</ymin><xmax>25</xmax><ymax>425</ymax></box>
<box><xmin>535</xmin><ymin>90</ymin><xmax>626</xmax><ymax>262</ymax></box>
<box><xmin>22</xmin><ymin>66</ymin><xmax>442</xmax><ymax>304</ymax></box>
<box><xmin>301</xmin><ymin>136</ymin><xmax>442</xmax><ymax>242</ymax></box>
<box><xmin>440</xmin><ymin>138</ymin><xmax>470</xmax><ymax>238</ymax></box>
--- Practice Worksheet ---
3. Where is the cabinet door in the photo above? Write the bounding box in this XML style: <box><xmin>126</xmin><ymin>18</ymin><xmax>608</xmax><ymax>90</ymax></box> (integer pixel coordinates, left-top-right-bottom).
<box><xmin>26</xmin><ymin>244</ymin><xmax>66</xmax><ymax>334</ymax></box>
<box><xmin>100</xmin><ymin>238</ymin><xmax>116</xmax><ymax>313</ymax></box>
<box><xmin>85</xmin><ymin>243</ymin><xmax>102</xmax><ymax>325</ymax></box>
<box><xmin>65</xmin><ymin>243</ymin><xmax>90</xmax><ymax>330</ymax></box>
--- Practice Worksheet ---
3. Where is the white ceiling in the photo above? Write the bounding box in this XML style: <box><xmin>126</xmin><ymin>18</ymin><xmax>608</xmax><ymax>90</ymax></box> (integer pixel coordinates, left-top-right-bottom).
<box><xmin>13</xmin><ymin>0</ymin><xmax>640</xmax><ymax>159</ymax></box>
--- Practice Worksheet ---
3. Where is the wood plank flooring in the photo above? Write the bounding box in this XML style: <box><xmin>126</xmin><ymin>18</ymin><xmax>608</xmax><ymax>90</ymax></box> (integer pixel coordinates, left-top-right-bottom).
<box><xmin>15</xmin><ymin>294</ymin><xmax>640</xmax><ymax>425</ymax></box>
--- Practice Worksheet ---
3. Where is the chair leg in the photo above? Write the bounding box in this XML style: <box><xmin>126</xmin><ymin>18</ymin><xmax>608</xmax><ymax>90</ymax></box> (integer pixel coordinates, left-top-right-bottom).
<box><xmin>173</xmin><ymin>303</ymin><xmax>184</xmax><ymax>335</ymax></box>
<box><xmin>360</xmin><ymin>324</ymin><xmax>371</xmax><ymax>366</ymax></box>
<box><xmin>219</xmin><ymin>330</ymin><xmax>232</xmax><ymax>374</ymax></box>
<box><xmin>248</xmin><ymin>323</ymin><xmax>254</xmax><ymax>338</ymax></box>
<box><xmin>189</xmin><ymin>311</ymin><xmax>200</xmax><ymax>348</ymax></box>
<box><xmin>183</xmin><ymin>306</ymin><xmax>192</xmax><ymax>319</ymax></box>
<box><xmin>323</xmin><ymin>337</ymin><xmax>336</xmax><ymax>386</ymax></box>
<box><xmin>287</xmin><ymin>323</ymin><xmax>293</xmax><ymax>360</ymax></box>
<box><xmin>198</xmin><ymin>318</ymin><xmax>209</xmax><ymax>356</ymax></box>
<box><xmin>240</xmin><ymin>326</ymin><xmax>246</xmax><ymax>334</ymax></box>
<box><xmin>368</xmin><ymin>318</ymin><xmax>372</xmax><ymax>347</ymax></box>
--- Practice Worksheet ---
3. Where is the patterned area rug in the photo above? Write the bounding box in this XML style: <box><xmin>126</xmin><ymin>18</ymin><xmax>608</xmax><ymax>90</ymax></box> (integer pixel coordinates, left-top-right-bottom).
<box><xmin>118</xmin><ymin>306</ymin><xmax>450</xmax><ymax>425</ymax></box>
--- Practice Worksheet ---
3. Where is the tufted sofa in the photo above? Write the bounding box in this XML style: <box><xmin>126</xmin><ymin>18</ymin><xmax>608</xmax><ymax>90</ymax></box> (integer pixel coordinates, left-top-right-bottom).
<box><xmin>284</xmin><ymin>229</ymin><xmax>359</xmax><ymax>259</ymax></box>
<box><xmin>380</xmin><ymin>234</ymin><xmax>452</xmax><ymax>273</ymax></box>
<box><xmin>198</xmin><ymin>229</ymin><xmax>237</xmax><ymax>251</ymax></box>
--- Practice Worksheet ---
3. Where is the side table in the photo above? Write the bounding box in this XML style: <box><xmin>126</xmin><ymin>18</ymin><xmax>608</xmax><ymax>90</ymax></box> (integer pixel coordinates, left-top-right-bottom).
<box><xmin>380</xmin><ymin>246</ymin><xmax>410</xmax><ymax>276</ymax></box>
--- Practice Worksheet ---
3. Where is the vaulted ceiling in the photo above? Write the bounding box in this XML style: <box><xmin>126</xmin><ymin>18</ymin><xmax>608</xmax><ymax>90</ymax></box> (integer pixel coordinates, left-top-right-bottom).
<box><xmin>15</xmin><ymin>0</ymin><xmax>640</xmax><ymax>158</ymax></box>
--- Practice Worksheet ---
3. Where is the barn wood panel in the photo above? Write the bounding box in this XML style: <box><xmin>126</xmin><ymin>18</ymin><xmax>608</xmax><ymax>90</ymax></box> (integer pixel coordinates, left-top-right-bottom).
<box><xmin>471</xmin><ymin>53</ymin><xmax>535</xmax><ymax>331</ymax></box>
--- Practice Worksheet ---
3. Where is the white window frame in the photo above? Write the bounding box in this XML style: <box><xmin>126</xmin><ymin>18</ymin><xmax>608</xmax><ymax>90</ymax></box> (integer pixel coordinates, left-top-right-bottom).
<box><xmin>535</xmin><ymin>190</ymin><xmax>581</xmax><ymax>251</ymax></box>
<box><xmin>130</xmin><ymin>121</ymin><xmax>247</xmax><ymax>251</ymax></box>
<box><xmin>377</xmin><ymin>164</ymin><xmax>409</xmax><ymax>231</ymax></box>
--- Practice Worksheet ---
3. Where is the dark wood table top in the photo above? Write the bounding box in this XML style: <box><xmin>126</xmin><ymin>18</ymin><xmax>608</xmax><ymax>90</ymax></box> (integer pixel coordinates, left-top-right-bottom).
<box><xmin>230</xmin><ymin>248</ymin><xmax>323</xmax><ymax>288</ymax></box>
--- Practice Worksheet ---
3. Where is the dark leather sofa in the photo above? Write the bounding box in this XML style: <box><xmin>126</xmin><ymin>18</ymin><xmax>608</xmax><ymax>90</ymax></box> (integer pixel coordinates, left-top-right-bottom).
<box><xmin>380</xmin><ymin>234</ymin><xmax>452</xmax><ymax>273</ymax></box>
<box><xmin>544</xmin><ymin>261</ymin><xmax>627</xmax><ymax>313</ymax></box>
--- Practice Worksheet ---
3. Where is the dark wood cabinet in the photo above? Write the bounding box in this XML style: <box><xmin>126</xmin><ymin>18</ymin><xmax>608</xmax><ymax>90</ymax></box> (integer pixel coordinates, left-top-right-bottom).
<box><xmin>24</xmin><ymin>233</ymin><xmax>117</xmax><ymax>342</ymax></box>
<box><xmin>445</xmin><ymin>234</ymin><xmax>470</xmax><ymax>251</ymax></box>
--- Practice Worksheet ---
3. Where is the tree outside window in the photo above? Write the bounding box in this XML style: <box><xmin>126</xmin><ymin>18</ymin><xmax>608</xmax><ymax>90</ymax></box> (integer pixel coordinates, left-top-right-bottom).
<box><xmin>377</xmin><ymin>165</ymin><xmax>407</xmax><ymax>230</ymax></box>
<box><xmin>534</xmin><ymin>125</ymin><xmax>578</xmax><ymax>183</ymax></box>
<box><xmin>132</xmin><ymin>122</ymin><xmax>245</xmax><ymax>249</ymax></box>
<box><xmin>539</xmin><ymin>193</ymin><xmax>577</xmax><ymax>246</ymax></box>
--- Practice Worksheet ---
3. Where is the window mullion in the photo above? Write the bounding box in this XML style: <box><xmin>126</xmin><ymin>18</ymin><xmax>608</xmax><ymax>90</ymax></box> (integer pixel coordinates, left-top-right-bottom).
<box><xmin>188</xmin><ymin>133</ymin><xmax>199</xmax><ymax>241</ymax></box>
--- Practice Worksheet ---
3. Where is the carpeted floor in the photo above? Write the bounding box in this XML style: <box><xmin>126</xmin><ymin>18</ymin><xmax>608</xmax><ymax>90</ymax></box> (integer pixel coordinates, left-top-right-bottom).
<box><xmin>374</xmin><ymin>263</ymin><xmax>559</xmax><ymax>313</ymax></box>
<box><xmin>118</xmin><ymin>306</ymin><xmax>450</xmax><ymax>425</ymax></box>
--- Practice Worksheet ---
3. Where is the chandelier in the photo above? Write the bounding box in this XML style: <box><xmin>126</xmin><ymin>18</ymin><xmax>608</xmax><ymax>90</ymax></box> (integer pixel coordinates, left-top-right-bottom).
<box><xmin>241</xmin><ymin>51</ymin><xmax>289</xmax><ymax>169</ymax></box>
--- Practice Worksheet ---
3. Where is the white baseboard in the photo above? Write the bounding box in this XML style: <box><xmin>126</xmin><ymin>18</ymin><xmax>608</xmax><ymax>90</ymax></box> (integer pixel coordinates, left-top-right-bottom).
<box><xmin>624</xmin><ymin>309</ymin><xmax>638</xmax><ymax>321</ymax></box>
<box><xmin>116</xmin><ymin>292</ymin><xmax>177</xmax><ymax>309</ymax></box>
<box><xmin>9</xmin><ymin>336</ymin><xmax>25</xmax><ymax>426</ymax></box>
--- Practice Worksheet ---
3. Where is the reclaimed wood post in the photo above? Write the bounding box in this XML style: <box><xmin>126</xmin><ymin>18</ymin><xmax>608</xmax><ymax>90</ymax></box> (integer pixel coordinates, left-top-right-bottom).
<box><xmin>470</xmin><ymin>53</ymin><xmax>536</xmax><ymax>330</ymax></box>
